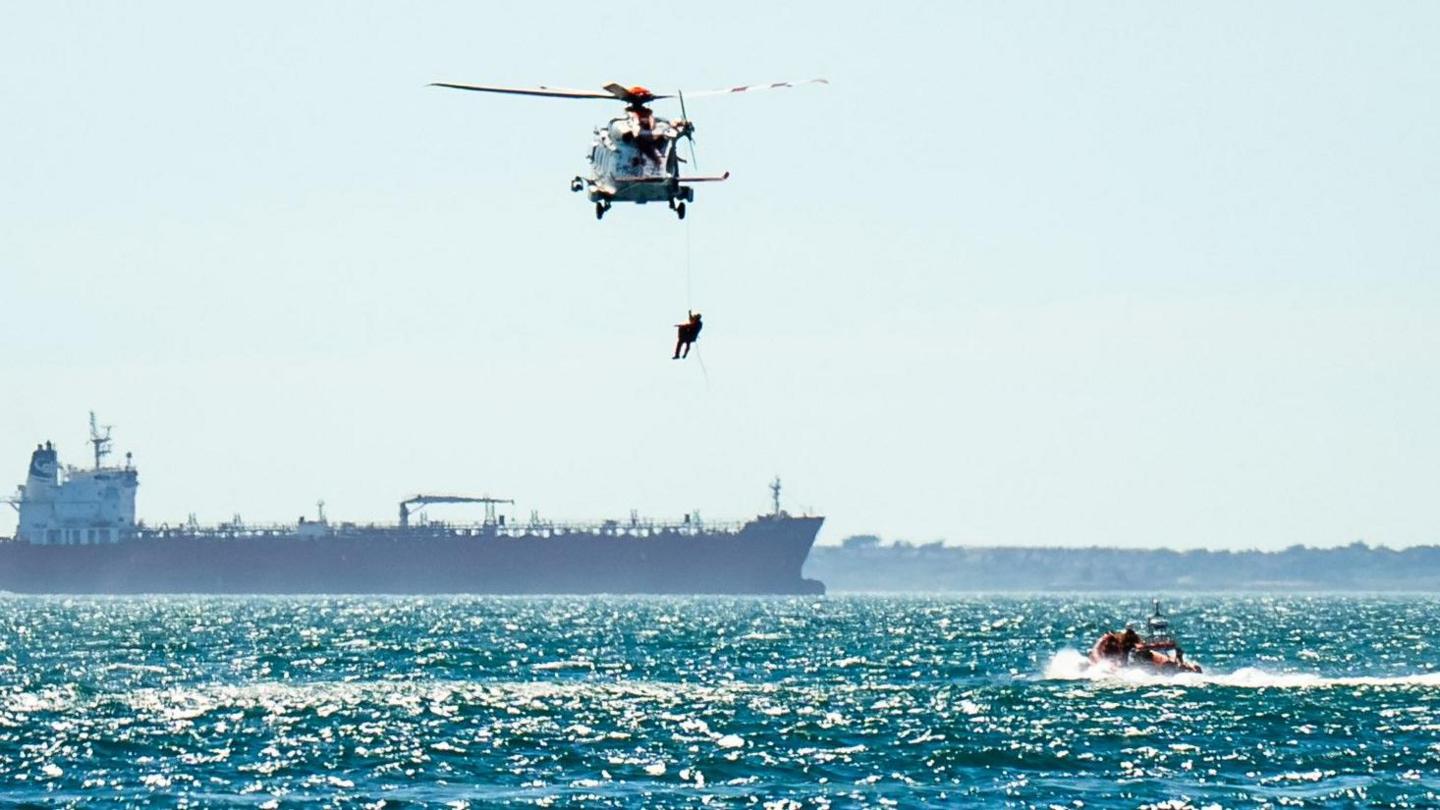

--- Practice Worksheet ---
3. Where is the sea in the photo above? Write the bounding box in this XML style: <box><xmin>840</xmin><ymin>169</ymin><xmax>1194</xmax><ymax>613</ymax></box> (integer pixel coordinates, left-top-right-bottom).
<box><xmin>1</xmin><ymin>595</ymin><xmax>1437</xmax><ymax>808</ymax></box>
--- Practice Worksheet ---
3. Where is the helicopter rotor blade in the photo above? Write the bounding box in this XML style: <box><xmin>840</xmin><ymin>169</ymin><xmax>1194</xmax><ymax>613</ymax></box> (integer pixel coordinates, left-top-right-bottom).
<box><xmin>429</xmin><ymin>79</ymin><xmax>824</xmax><ymax>103</ymax></box>
<box><xmin>679</xmin><ymin>78</ymin><xmax>829</xmax><ymax>99</ymax></box>
<box><xmin>429</xmin><ymin>82</ymin><xmax>620</xmax><ymax>100</ymax></box>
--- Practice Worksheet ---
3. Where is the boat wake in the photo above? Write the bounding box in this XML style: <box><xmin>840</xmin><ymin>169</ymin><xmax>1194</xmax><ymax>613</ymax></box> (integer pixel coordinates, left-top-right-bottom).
<box><xmin>1043</xmin><ymin>649</ymin><xmax>1440</xmax><ymax>689</ymax></box>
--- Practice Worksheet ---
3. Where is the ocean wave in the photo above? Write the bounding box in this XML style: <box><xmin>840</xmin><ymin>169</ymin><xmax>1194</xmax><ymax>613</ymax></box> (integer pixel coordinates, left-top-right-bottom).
<box><xmin>5</xmin><ymin>595</ymin><xmax>1440</xmax><ymax>806</ymax></box>
<box><xmin>1042</xmin><ymin>649</ymin><xmax>1440</xmax><ymax>688</ymax></box>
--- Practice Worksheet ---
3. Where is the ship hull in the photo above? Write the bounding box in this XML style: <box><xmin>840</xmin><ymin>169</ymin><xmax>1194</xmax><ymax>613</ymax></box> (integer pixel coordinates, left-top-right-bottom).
<box><xmin>0</xmin><ymin>517</ymin><xmax>824</xmax><ymax>595</ymax></box>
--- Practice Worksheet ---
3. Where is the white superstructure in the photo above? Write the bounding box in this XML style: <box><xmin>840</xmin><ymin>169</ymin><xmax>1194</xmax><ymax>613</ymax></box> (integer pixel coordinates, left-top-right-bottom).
<box><xmin>12</xmin><ymin>414</ymin><xmax>138</xmax><ymax>545</ymax></box>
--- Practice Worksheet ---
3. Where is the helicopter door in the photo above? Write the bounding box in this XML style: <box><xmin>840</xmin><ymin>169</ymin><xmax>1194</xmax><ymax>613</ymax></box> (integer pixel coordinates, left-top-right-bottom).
<box><xmin>612</xmin><ymin>139</ymin><xmax>640</xmax><ymax>175</ymax></box>
<box><xmin>606</xmin><ymin>125</ymin><xmax>668</xmax><ymax>178</ymax></box>
<box><xmin>591</xmin><ymin>142</ymin><xmax>612</xmax><ymax>176</ymax></box>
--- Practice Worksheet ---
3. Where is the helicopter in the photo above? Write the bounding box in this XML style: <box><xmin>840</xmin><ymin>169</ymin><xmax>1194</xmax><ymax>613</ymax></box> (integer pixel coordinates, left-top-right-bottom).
<box><xmin>430</xmin><ymin>79</ymin><xmax>827</xmax><ymax>220</ymax></box>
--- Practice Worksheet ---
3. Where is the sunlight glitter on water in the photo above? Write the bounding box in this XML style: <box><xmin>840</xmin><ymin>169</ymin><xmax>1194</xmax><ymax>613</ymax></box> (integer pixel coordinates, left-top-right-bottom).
<box><xmin>1</xmin><ymin>595</ymin><xmax>1438</xmax><ymax>807</ymax></box>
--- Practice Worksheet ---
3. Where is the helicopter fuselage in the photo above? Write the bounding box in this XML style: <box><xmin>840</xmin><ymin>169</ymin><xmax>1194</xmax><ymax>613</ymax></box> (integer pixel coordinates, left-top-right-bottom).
<box><xmin>576</xmin><ymin>109</ymin><xmax>695</xmax><ymax>214</ymax></box>
<box><xmin>590</xmin><ymin>114</ymin><xmax>681</xmax><ymax>199</ymax></box>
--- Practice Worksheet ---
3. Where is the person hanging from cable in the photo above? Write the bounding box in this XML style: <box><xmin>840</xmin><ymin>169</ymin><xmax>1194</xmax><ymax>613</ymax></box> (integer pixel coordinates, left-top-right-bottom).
<box><xmin>672</xmin><ymin>311</ymin><xmax>703</xmax><ymax>359</ymax></box>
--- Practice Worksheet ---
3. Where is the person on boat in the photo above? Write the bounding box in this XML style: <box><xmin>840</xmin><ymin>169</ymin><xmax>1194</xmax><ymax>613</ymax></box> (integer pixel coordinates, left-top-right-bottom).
<box><xmin>1090</xmin><ymin>631</ymin><xmax>1125</xmax><ymax>664</ymax></box>
<box><xmin>1089</xmin><ymin>613</ymin><xmax>1203</xmax><ymax>673</ymax></box>
<box><xmin>1091</xmin><ymin>627</ymin><xmax>1152</xmax><ymax>665</ymax></box>
<box><xmin>1132</xmin><ymin>635</ymin><xmax>1199</xmax><ymax>672</ymax></box>
<box><xmin>1119</xmin><ymin>627</ymin><xmax>1143</xmax><ymax>661</ymax></box>
<box><xmin>673</xmin><ymin>311</ymin><xmax>702</xmax><ymax>359</ymax></box>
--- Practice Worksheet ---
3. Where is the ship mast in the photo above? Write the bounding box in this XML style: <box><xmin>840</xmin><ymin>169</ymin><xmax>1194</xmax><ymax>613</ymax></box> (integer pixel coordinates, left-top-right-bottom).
<box><xmin>88</xmin><ymin>411</ymin><xmax>113</xmax><ymax>470</ymax></box>
<box><xmin>770</xmin><ymin>476</ymin><xmax>782</xmax><ymax>516</ymax></box>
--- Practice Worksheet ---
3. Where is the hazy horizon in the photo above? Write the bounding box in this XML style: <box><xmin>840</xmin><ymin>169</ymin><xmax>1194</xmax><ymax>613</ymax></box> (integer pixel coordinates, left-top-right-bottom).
<box><xmin>3</xmin><ymin>2</ymin><xmax>1437</xmax><ymax>549</ymax></box>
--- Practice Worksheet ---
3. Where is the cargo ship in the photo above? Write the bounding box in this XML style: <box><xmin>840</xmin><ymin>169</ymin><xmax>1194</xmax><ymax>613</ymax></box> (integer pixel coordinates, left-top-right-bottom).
<box><xmin>0</xmin><ymin>416</ymin><xmax>825</xmax><ymax>594</ymax></box>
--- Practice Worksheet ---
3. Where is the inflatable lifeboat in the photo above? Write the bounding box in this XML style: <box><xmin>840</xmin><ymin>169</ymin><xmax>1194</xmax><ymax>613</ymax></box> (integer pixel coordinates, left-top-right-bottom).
<box><xmin>1090</xmin><ymin>600</ymin><xmax>1202</xmax><ymax>674</ymax></box>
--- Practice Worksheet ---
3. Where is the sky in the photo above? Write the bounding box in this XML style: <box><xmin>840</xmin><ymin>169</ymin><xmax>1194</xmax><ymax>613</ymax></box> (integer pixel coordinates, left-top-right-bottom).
<box><xmin>2</xmin><ymin>2</ymin><xmax>1437</xmax><ymax>549</ymax></box>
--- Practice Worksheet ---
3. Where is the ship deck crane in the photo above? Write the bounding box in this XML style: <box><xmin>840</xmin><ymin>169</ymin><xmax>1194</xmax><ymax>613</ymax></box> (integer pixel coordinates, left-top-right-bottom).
<box><xmin>399</xmin><ymin>495</ymin><xmax>514</xmax><ymax>528</ymax></box>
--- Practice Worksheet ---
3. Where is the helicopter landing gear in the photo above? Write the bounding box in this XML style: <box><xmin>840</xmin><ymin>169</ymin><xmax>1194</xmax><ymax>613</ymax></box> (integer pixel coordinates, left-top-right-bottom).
<box><xmin>669</xmin><ymin>199</ymin><xmax>687</xmax><ymax>220</ymax></box>
<box><xmin>570</xmin><ymin>176</ymin><xmax>585</xmax><ymax>193</ymax></box>
<box><xmin>595</xmin><ymin>200</ymin><xmax>611</xmax><ymax>220</ymax></box>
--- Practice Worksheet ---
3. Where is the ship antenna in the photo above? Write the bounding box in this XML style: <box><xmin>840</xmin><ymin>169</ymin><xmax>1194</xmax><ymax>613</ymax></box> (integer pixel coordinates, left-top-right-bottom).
<box><xmin>88</xmin><ymin>411</ymin><xmax>114</xmax><ymax>470</ymax></box>
<box><xmin>771</xmin><ymin>476</ymin><xmax>782</xmax><ymax>516</ymax></box>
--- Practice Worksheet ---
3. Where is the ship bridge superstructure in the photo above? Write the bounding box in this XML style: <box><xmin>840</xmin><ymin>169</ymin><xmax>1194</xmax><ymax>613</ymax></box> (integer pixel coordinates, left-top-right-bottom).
<box><xmin>10</xmin><ymin>413</ymin><xmax>138</xmax><ymax>545</ymax></box>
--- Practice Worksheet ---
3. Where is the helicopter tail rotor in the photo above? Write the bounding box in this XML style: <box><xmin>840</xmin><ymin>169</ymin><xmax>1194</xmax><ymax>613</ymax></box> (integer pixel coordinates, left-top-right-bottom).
<box><xmin>677</xmin><ymin>89</ymin><xmax>699</xmax><ymax>170</ymax></box>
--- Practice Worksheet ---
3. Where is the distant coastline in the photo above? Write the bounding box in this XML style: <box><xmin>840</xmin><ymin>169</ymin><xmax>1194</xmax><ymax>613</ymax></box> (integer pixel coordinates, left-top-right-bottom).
<box><xmin>806</xmin><ymin>536</ymin><xmax>1440</xmax><ymax>592</ymax></box>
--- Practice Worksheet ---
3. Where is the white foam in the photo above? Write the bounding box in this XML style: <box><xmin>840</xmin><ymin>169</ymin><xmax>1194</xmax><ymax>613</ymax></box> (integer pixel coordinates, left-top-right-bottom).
<box><xmin>1042</xmin><ymin>649</ymin><xmax>1440</xmax><ymax>689</ymax></box>
<box><xmin>530</xmin><ymin>659</ymin><xmax>595</xmax><ymax>671</ymax></box>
